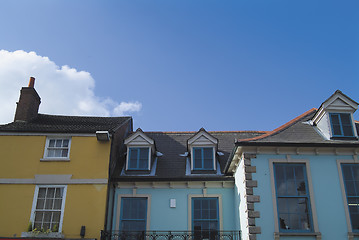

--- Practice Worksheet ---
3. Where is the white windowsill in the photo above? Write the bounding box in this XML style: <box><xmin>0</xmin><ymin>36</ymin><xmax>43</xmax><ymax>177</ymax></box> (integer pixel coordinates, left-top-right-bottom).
<box><xmin>21</xmin><ymin>232</ymin><xmax>64</xmax><ymax>238</ymax></box>
<box><xmin>40</xmin><ymin>158</ymin><xmax>70</xmax><ymax>162</ymax></box>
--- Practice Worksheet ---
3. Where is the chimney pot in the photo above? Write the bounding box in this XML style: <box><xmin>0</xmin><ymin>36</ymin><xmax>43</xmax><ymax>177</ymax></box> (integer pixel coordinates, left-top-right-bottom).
<box><xmin>28</xmin><ymin>77</ymin><xmax>35</xmax><ymax>88</ymax></box>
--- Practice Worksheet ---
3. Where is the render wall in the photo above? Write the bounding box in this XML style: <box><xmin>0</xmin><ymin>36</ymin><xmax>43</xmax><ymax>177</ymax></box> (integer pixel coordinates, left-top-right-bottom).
<box><xmin>252</xmin><ymin>154</ymin><xmax>353</xmax><ymax>240</ymax></box>
<box><xmin>112</xmin><ymin>185</ymin><xmax>236</xmax><ymax>231</ymax></box>
<box><xmin>0</xmin><ymin>135</ymin><xmax>112</xmax><ymax>239</ymax></box>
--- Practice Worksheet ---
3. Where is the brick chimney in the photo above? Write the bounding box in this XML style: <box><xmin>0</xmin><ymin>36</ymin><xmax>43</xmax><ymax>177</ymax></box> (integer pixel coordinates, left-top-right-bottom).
<box><xmin>14</xmin><ymin>77</ymin><xmax>41</xmax><ymax>122</ymax></box>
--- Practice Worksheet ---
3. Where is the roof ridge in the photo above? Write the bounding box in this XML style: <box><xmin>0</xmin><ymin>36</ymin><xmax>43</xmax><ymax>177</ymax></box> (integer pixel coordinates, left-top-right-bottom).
<box><xmin>38</xmin><ymin>113</ymin><xmax>130</xmax><ymax>119</ymax></box>
<box><xmin>237</xmin><ymin>108</ymin><xmax>317</xmax><ymax>142</ymax></box>
<box><xmin>145</xmin><ymin>130</ymin><xmax>269</xmax><ymax>134</ymax></box>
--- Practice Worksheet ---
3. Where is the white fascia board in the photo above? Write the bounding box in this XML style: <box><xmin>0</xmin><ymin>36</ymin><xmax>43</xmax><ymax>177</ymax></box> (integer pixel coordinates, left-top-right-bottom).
<box><xmin>188</xmin><ymin>131</ymin><xmax>218</xmax><ymax>145</ymax></box>
<box><xmin>323</xmin><ymin>93</ymin><xmax>358</xmax><ymax>111</ymax></box>
<box><xmin>124</xmin><ymin>131</ymin><xmax>154</xmax><ymax>145</ymax></box>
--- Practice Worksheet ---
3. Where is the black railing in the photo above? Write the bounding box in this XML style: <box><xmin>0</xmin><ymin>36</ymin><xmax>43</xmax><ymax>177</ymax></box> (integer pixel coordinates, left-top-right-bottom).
<box><xmin>101</xmin><ymin>230</ymin><xmax>241</xmax><ymax>240</ymax></box>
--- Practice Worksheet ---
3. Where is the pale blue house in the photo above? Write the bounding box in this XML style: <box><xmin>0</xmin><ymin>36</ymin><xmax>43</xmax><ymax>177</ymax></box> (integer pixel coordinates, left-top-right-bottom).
<box><xmin>226</xmin><ymin>90</ymin><xmax>359</xmax><ymax>240</ymax></box>
<box><xmin>104</xmin><ymin>128</ymin><xmax>264</xmax><ymax>239</ymax></box>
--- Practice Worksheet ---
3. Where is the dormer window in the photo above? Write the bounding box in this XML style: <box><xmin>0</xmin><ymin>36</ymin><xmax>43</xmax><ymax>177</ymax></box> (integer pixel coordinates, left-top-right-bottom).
<box><xmin>193</xmin><ymin>147</ymin><xmax>214</xmax><ymax>170</ymax></box>
<box><xmin>128</xmin><ymin>147</ymin><xmax>150</xmax><ymax>170</ymax></box>
<box><xmin>330</xmin><ymin>113</ymin><xmax>354</xmax><ymax>137</ymax></box>
<box><xmin>188</xmin><ymin>128</ymin><xmax>218</xmax><ymax>172</ymax></box>
<box><xmin>124</xmin><ymin>128</ymin><xmax>155</xmax><ymax>172</ymax></box>
<box><xmin>312</xmin><ymin>90</ymin><xmax>358</xmax><ymax>140</ymax></box>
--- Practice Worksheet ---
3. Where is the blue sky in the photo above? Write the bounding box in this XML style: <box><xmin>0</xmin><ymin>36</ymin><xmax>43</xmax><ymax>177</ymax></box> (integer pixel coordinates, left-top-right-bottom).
<box><xmin>0</xmin><ymin>0</ymin><xmax>358</xmax><ymax>131</ymax></box>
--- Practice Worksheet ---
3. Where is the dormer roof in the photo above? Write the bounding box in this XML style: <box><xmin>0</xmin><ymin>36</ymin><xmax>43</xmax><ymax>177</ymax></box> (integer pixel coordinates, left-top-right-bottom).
<box><xmin>187</xmin><ymin>128</ymin><xmax>218</xmax><ymax>146</ymax></box>
<box><xmin>124</xmin><ymin>128</ymin><xmax>155</xmax><ymax>145</ymax></box>
<box><xmin>312</xmin><ymin>90</ymin><xmax>359</xmax><ymax>125</ymax></box>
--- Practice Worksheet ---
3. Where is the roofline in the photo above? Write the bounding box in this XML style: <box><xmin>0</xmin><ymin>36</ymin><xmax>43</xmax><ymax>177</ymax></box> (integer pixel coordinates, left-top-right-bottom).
<box><xmin>236</xmin><ymin>141</ymin><xmax>359</xmax><ymax>148</ymax></box>
<box><xmin>236</xmin><ymin>108</ymin><xmax>317</xmax><ymax>142</ymax></box>
<box><xmin>111</xmin><ymin>176</ymin><xmax>234</xmax><ymax>182</ymax></box>
<box><xmin>143</xmin><ymin>130</ymin><xmax>269</xmax><ymax>134</ymax></box>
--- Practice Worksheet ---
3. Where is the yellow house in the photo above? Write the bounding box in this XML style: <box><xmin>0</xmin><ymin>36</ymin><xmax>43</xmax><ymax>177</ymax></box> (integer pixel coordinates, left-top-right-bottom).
<box><xmin>0</xmin><ymin>78</ymin><xmax>132</xmax><ymax>239</ymax></box>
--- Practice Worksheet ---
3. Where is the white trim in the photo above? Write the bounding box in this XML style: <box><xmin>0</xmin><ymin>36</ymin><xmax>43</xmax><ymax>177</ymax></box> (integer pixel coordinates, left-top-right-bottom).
<box><xmin>0</xmin><ymin>175</ymin><xmax>107</xmax><ymax>184</ymax></box>
<box><xmin>116</xmin><ymin>181</ymin><xmax>234</xmax><ymax>189</ymax></box>
<box><xmin>188</xmin><ymin>194</ymin><xmax>223</xmax><ymax>231</ymax></box>
<box><xmin>124</xmin><ymin>130</ymin><xmax>154</xmax><ymax>145</ymax></box>
<box><xmin>43</xmin><ymin>137</ymin><xmax>72</xmax><ymax>160</ymax></box>
<box><xmin>187</xmin><ymin>130</ymin><xmax>218</xmax><ymax>145</ymax></box>
<box><xmin>30</xmin><ymin>185</ymin><xmax>67</xmax><ymax>232</ymax></box>
<box><xmin>0</xmin><ymin>132</ymin><xmax>96</xmax><ymax>136</ymax></box>
<box><xmin>115</xmin><ymin>194</ymin><xmax>151</xmax><ymax>231</ymax></box>
<box><xmin>268</xmin><ymin>156</ymin><xmax>319</xmax><ymax>233</ymax></box>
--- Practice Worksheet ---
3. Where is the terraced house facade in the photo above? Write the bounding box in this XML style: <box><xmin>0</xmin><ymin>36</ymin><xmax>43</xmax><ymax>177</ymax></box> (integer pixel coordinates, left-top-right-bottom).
<box><xmin>1</xmin><ymin>79</ymin><xmax>359</xmax><ymax>240</ymax></box>
<box><xmin>0</xmin><ymin>78</ymin><xmax>132</xmax><ymax>239</ymax></box>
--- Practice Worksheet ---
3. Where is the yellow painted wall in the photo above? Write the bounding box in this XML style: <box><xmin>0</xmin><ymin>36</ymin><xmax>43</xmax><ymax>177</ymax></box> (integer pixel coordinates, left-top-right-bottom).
<box><xmin>0</xmin><ymin>185</ymin><xmax>35</xmax><ymax>237</ymax></box>
<box><xmin>62</xmin><ymin>184</ymin><xmax>108</xmax><ymax>239</ymax></box>
<box><xmin>0</xmin><ymin>136</ymin><xmax>111</xmax><ymax>179</ymax></box>
<box><xmin>0</xmin><ymin>135</ymin><xmax>112</xmax><ymax>238</ymax></box>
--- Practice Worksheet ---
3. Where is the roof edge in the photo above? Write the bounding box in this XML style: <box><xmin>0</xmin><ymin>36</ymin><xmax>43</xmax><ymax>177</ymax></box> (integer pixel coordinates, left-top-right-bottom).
<box><xmin>236</xmin><ymin>108</ymin><xmax>317</xmax><ymax>142</ymax></box>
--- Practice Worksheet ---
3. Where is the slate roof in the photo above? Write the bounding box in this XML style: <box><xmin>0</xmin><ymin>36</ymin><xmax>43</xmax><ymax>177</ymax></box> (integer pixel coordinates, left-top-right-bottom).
<box><xmin>0</xmin><ymin>114</ymin><xmax>132</xmax><ymax>134</ymax></box>
<box><xmin>236</xmin><ymin>109</ymin><xmax>359</xmax><ymax>146</ymax></box>
<box><xmin>113</xmin><ymin>130</ymin><xmax>267</xmax><ymax>181</ymax></box>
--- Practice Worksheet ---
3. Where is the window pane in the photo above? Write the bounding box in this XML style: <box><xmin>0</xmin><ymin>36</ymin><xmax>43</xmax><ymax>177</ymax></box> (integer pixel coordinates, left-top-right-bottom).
<box><xmin>331</xmin><ymin>114</ymin><xmax>340</xmax><ymax>125</ymax></box>
<box><xmin>36</xmin><ymin>199</ymin><xmax>45</xmax><ymax>209</ymax></box>
<box><xmin>192</xmin><ymin>198</ymin><xmax>219</xmax><ymax>235</ymax></box>
<box><xmin>47</xmin><ymin>188</ymin><xmax>55</xmax><ymax>198</ymax></box>
<box><xmin>45</xmin><ymin>199</ymin><xmax>54</xmax><ymax>209</ymax></box>
<box><xmin>275</xmin><ymin>163</ymin><xmax>312</xmax><ymax>232</ymax></box>
<box><xmin>55</xmin><ymin>140</ymin><xmax>62</xmax><ymax>147</ymax></box>
<box><xmin>121</xmin><ymin>198</ymin><xmax>147</xmax><ymax>231</ymax></box>
<box><xmin>61</xmin><ymin>149</ymin><xmax>68</xmax><ymax>157</ymax></box>
<box><xmin>139</xmin><ymin>158</ymin><xmax>148</xmax><ymax>169</ymax></box>
<box><xmin>55</xmin><ymin>188</ymin><xmax>63</xmax><ymax>198</ymax></box>
<box><xmin>204</xmin><ymin>158</ymin><xmax>213</xmax><ymax>169</ymax></box>
<box><xmin>194</xmin><ymin>148</ymin><xmax>202</xmax><ymax>169</ymax></box>
<box><xmin>129</xmin><ymin>149</ymin><xmax>138</xmax><ymax>168</ymax></box>
<box><xmin>341</xmin><ymin>114</ymin><xmax>351</xmax><ymax>125</ymax></box>
<box><xmin>52</xmin><ymin>211</ymin><xmax>61</xmax><ymax>223</ymax></box>
<box><xmin>63</xmin><ymin>139</ymin><xmax>69</xmax><ymax>147</ymax></box>
<box><xmin>343</xmin><ymin>125</ymin><xmax>354</xmax><ymax>137</ymax></box>
<box><xmin>49</xmin><ymin>140</ymin><xmax>55</xmax><ymax>147</ymax></box>
<box><xmin>35</xmin><ymin>211</ymin><xmax>44</xmax><ymax>221</ymax></box>
<box><xmin>55</xmin><ymin>149</ymin><xmax>62</xmax><ymax>157</ymax></box>
<box><xmin>139</xmin><ymin>148</ymin><xmax>149</xmax><ymax>159</ymax></box>
<box><xmin>203</xmin><ymin>148</ymin><xmax>213</xmax><ymax>160</ymax></box>
<box><xmin>47</xmin><ymin>149</ymin><xmax>55</xmax><ymax>157</ymax></box>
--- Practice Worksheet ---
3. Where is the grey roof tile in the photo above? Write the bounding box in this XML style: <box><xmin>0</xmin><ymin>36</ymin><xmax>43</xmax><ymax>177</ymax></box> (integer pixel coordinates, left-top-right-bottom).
<box><xmin>238</xmin><ymin>110</ymin><xmax>359</xmax><ymax>145</ymax></box>
<box><xmin>0</xmin><ymin>114</ymin><xmax>132</xmax><ymax>134</ymax></box>
<box><xmin>114</xmin><ymin>131</ymin><xmax>266</xmax><ymax>180</ymax></box>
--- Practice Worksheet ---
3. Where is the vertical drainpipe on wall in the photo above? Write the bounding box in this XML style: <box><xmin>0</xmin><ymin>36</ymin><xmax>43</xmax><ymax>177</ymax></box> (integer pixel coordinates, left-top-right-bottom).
<box><xmin>103</xmin><ymin>130</ymin><xmax>115</xmax><ymax>234</ymax></box>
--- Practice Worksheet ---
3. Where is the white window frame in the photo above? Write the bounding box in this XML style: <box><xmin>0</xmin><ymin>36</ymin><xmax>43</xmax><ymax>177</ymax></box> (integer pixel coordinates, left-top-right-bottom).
<box><xmin>126</xmin><ymin>146</ymin><xmax>151</xmax><ymax>171</ymax></box>
<box><xmin>190</xmin><ymin>146</ymin><xmax>216</xmax><ymax>171</ymax></box>
<box><xmin>30</xmin><ymin>185</ymin><xmax>67</xmax><ymax>232</ymax></box>
<box><xmin>42</xmin><ymin>137</ymin><xmax>71</xmax><ymax>161</ymax></box>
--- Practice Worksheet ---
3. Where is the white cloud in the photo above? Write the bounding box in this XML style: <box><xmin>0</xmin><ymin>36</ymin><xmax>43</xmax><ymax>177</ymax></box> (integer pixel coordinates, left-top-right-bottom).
<box><xmin>113</xmin><ymin>101</ymin><xmax>142</xmax><ymax>116</ymax></box>
<box><xmin>0</xmin><ymin>50</ymin><xmax>142</xmax><ymax>124</ymax></box>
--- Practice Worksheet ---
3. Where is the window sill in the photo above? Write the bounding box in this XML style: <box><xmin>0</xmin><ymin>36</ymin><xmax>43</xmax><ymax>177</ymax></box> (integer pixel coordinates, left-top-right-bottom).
<box><xmin>274</xmin><ymin>232</ymin><xmax>321</xmax><ymax>240</ymax></box>
<box><xmin>21</xmin><ymin>232</ymin><xmax>64</xmax><ymax>238</ymax></box>
<box><xmin>330</xmin><ymin>136</ymin><xmax>358</xmax><ymax>140</ymax></box>
<box><xmin>40</xmin><ymin>158</ymin><xmax>70</xmax><ymax>162</ymax></box>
